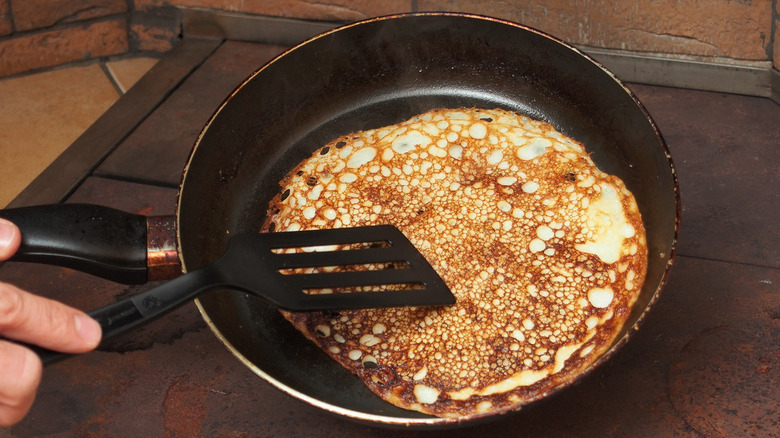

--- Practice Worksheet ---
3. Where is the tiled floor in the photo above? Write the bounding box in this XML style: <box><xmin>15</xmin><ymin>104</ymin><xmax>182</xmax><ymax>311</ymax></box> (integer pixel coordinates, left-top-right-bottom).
<box><xmin>0</xmin><ymin>57</ymin><xmax>159</xmax><ymax>207</ymax></box>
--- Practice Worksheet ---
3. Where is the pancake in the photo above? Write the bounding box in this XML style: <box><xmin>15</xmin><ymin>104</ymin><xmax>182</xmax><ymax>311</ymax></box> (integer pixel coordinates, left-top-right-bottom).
<box><xmin>262</xmin><ymin>108</ymin><xmax>647</xmax><ymax>417</ymax></box>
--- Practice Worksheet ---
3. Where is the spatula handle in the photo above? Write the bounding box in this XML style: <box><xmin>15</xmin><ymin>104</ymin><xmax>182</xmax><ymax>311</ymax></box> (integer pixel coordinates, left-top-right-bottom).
<box><xmin>17</xmin><ymin>266</ymin><xmax>223</xmax><ymax>365</ymax></box>
<box><xmin>16</xmin><ymin>300</ymin><xmax>144</xmax><ymax>364</ymax></box>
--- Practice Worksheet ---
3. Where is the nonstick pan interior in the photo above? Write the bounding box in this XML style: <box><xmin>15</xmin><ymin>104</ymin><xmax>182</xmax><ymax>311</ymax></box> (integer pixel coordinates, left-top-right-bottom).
<box><xmin>177</xmin><ymin>13</ymin><xmax>678</xmax><ymax>427</ymax></box>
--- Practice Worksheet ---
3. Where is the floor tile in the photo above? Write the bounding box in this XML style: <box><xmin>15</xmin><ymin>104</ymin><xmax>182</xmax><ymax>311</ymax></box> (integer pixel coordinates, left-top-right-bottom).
<box><xmin>105</xmin><ymin>56</ymin><xmax>159</xmax><ymax>93</ymax></box>
<box><xmin>0</xmin><ymin>64</ymin><xmax>119</xmax><ymax>207</ymax></box>
<box><xmin>97</xmin><ymin>42</ymin><xmax>285</xmax><ymax>185</ymax></box>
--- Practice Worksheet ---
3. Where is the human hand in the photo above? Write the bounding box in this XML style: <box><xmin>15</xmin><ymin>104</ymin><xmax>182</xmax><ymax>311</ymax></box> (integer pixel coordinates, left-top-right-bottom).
<box><xmin>0</xmin><ymin>218</ymin><xmax>102</xmax><ymax>426</ymax></box>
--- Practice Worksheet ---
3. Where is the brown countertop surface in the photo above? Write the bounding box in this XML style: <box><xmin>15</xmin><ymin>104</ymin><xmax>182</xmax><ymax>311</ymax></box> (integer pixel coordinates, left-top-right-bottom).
<box><xmin>1</xmin><ymin>39</ymin><xmax>778</xmax><ymax>437</ymax></box>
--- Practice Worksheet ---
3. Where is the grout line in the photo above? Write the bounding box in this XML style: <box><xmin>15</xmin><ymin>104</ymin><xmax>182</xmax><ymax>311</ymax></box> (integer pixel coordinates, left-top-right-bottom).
<box><xmin>675</xmin><ymin>253</ymin><xmax>780</xmax><ymax>271</ymax></box>
<box><xmin>90</xmin><ymin>172</ymin><xmax>180</xmax><ymax>189</ymax></box>
<box><xmin>100</xmin><ymin>61</ymin><xmax>126</xmax><ymax>95</ymax></box>
<box><xmin>772</xmin><ymin>0</ymin><xmax>778</xmax><ymax>63</ymax></box>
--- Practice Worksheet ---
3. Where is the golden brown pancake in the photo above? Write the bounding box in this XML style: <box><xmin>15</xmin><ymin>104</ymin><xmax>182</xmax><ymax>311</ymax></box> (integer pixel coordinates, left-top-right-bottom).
<box><xmin>263</xmin><ymin>108</ymin><xmax>647</xmax><ymax>418</ymax></box>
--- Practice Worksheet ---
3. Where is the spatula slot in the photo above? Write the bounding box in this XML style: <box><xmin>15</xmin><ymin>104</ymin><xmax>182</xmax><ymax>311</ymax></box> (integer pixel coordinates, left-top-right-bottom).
<box><xmin>270</xmin><ymin>240</ymin><xmax>390</xmax><ymax>254</ymax></box>
<box><xmin>302</xmin><ymin>282</ymin><xmax>427</xmax><ymax>295</ymax></box>
<box><xmin>277</xmin><ymin>261</ymin><xmax>410</xmax><ymax>276</ymax></box>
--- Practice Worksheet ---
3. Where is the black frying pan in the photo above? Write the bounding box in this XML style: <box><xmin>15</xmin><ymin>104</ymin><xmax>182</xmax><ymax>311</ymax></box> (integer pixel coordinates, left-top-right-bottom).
<box><xmin>4</xmin><ymin>13</ymin><xmax>679</xmax><ymax>428</ymax></box>
<box><xmin>178</xmin><ymin>13</ymin><xmax>679</xmax><ymax>427</ymax></box>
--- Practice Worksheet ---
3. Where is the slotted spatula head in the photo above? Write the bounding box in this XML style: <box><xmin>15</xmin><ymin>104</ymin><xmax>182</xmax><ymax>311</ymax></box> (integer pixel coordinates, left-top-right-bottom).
<box><xmin>216</xmin><ymin>225</ymin><xmax>455</xmax><ymax>311</ymax></box>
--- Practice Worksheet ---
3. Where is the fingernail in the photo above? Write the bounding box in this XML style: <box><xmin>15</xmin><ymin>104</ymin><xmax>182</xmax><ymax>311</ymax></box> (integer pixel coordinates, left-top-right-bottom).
<box><xmin>74</xmin><ymin>314</ymin><xmax>102</xmax><ymax>347</ymax></box>
<box><xmin>0</xmin><ymin>218</ymin><xmax>17</xmax><ymax>248</ymax></box>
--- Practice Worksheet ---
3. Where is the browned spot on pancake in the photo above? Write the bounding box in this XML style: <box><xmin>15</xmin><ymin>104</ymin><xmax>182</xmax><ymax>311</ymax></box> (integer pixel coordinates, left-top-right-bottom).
<box><xmin>262</xmin><ymin>108</ymin><xmax>647</xmax><ymax>418</ymax></box>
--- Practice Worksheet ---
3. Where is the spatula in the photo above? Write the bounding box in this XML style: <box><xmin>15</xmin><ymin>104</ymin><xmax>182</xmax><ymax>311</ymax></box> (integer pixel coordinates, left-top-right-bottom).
<box><xmin>20</xmin><ymin>225</ymin><xmax>455</xmax><ymax>364</ymax></box>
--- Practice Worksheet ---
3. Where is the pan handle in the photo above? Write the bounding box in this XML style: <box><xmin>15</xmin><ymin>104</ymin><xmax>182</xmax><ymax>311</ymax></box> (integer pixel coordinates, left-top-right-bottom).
<box><xmin>0</xmin><ymin>204</ymin><xmax>150</xmax><ymax>284</ymax></box>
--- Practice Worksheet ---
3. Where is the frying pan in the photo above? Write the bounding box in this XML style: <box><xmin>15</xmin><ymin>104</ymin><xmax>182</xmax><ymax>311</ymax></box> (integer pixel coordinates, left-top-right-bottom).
<box><xmin>5</xmin><ymin>13</ymin><xmax>679</xmax><ymax>428</ymax></box>
<box><xmin>178</xmin><ymin>12</ymin><xmax>678</xmax><ymax>427</ymax></box>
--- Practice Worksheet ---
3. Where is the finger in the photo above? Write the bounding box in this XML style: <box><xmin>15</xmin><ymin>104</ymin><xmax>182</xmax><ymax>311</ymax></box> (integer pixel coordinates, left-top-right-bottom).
<box><xmin>0</xmin><ymin>219</ymin><xmax>21</xmax><ymax>261</ymax></box>
<box><xmin>0</xmin><ymin>282</ymin><xmax>101</xmax><ymax>353</ymax></box>
<box><xmin>0</xmin><ymin>340</ymin><xmax>42</xmax><ymax>427</ymax></box>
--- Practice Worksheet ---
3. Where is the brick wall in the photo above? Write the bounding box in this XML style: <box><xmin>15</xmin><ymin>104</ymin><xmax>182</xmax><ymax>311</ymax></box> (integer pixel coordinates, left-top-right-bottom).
<box><xmin>134</xmin><ymin>0</ymin><xmax>409</xmax><ymax>21</ymax></box>
<box><xmin>0</xmin><ymin>0</ymin><xmax>778</xmax><ymax>78</ymax></box>
<box><xmin>143</xmin><ymin>0</ymin><xmax>777</xmax><ymax>63</ymax></box>
<box><xmin>422</xmin><ymin>0</ymin><xmax>773</xmax><ymax>63</ymax></box>
<box><xmin>0</xmin><ymin>0</ymin><xmax>178</xmax><ymax>77</ymax></box>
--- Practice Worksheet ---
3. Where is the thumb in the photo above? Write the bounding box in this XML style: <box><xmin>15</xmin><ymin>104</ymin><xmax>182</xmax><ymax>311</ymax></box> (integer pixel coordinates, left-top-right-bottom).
<box><xmin>0</xmin><ymin>219</ymin><xmax>21</xmax><ymax>261</ymax></box>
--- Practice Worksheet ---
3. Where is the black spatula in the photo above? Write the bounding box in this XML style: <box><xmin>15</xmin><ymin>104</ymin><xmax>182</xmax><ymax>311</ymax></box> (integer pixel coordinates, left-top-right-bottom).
<box><xmin>23</xmin><ymin>225</ymin><xmax>455</xmax><ymax>364</ymax></box>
